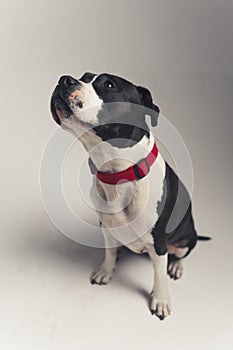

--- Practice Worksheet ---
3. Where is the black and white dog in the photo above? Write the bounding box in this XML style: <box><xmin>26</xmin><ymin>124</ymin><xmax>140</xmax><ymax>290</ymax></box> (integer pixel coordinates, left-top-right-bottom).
<box><xmin>50</xmin><ymin>72</ymin><xmax>209</xmax><ymax>320</ymax></box>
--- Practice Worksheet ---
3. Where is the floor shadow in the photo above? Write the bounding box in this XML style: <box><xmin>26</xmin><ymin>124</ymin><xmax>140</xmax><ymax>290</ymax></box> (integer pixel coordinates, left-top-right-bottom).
<box><xmin>115</xmin><ymin>250</ymin><xmax>152</xmax><ymax>307</ymax></box>
<box><xmin>15</xmin><ymin>223</ymin><xmax>105</xmax><ymax>272</ymax></box>
<box><xmin>16</xmin><ymin>219</ymin><xmax>152</xmax><ymax>306</ymax></box>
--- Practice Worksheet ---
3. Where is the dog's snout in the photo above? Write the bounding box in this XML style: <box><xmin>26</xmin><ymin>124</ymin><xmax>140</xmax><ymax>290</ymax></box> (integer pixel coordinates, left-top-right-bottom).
<box><xmin>58</xmin><ymin>75</ymin><xmax>79</xmax><ymax>88</ymax></box>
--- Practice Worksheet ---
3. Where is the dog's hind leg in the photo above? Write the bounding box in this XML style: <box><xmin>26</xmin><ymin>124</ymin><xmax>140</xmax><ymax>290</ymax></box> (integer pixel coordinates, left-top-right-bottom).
<box><xmin>90</xmin><ymin>230</ymin><xmax>118</xmax><ymax>285</ymax></box>
<box><xmin>166</xmin><ymin>244</ymin><xmax>190</xmax><ymax>280</ymax></box>
<box><xmin>167</xmin><ymin>254</ymin><xmax>183</xmax><ymax>280</ymax></box>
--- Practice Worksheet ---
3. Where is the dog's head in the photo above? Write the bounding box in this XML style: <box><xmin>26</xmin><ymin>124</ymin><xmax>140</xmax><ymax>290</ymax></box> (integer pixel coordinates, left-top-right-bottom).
<box><xmin>50</xmin><ymin>72</ymin><xmax>160</xmax><ymax>146</ymax></box>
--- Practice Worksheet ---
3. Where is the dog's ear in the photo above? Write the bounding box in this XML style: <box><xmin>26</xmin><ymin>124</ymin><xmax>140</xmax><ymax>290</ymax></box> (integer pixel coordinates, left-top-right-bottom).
<box><xmin>137</xmin><ymin>86</ymin><xmax>160</xmax><ymax>127</ymax></box>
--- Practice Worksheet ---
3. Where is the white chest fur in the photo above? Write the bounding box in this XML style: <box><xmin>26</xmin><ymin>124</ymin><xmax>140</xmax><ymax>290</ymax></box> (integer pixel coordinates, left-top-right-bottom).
<box><xmin>90</xmin><ymin>147</ymin><xmax>166</xmax><ymax>254</ymax></box>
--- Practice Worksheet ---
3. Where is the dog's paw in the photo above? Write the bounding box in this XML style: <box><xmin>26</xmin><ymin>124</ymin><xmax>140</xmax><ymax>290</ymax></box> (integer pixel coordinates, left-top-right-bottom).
<box><xmin>90</xmin><ymin>267</ymin><xmax>114</xmax><ymax>285</ymax></box>
<box><xmin>167</xmin><ymin>260</ymin><xmax>183</xmax><ymax>280</ymax></box>
<box><xmin>150</xmin><ymin>296</ymin><xmax>171</xmax><ymax>320</ymax></box>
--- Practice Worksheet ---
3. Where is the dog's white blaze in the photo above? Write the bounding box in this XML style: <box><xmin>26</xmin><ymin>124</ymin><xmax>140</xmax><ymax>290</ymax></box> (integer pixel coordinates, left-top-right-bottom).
<box><xmin>82</xmin><ymin>82</ymin><xmax>102</xmax><ymax>109</ymax></box>
<box><xmin>70</xmin><ymin>81</ymin><xmax>103</xmax><ymax>125</ymax></box>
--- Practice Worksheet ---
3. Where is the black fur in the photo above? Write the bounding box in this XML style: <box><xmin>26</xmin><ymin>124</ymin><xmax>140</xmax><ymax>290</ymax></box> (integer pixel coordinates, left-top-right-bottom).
<box><xmin>80</xmin><ymin>72</ymin><xmax>97</xmax><ymax>83</ymax></box>
<box><xmin>152</xmin><ymin>162</ymin><xmax>198</xmax><ymax>257</ymax></box>
<box><xmin>92</xmin><ymin>73</ymin><xmax>156</xmax><ymax>148</ymax></box>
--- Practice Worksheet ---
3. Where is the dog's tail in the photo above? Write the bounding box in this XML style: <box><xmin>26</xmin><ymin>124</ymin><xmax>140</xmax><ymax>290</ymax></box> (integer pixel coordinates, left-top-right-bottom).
<box><xmin>197</xmin><ymin>235</ymin><xmax>212</xmax><ymax>241</ymax></box>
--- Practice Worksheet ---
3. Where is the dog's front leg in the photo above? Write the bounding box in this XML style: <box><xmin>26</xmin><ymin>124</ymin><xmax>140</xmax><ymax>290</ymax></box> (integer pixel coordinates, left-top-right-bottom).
<box><xmin>91</xmin><ymin>230</ymin><xmax>118</xmax><ymax>285</ymax></box>
<box><xmin>148</xmin><ymin>247</ymin><xmax>171</xmax><ymax>320</ymax></box>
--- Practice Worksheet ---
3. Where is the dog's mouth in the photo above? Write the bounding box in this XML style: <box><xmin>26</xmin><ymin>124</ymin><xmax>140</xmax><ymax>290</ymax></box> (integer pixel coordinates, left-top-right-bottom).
<box><xmin>51</xmin><ymin>74</ymin><xmax>88</xmax><ymax>125</ymax></box>
<box><xmin>50</xmin><ymin>85</ymin><xmax>76</xmax><ymax>125</ymax></box>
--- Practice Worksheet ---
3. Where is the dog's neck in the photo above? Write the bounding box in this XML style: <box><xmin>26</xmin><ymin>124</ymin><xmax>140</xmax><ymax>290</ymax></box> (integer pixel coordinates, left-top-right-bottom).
<box><xmin>61</xmin><ymin>116</ymin><xmax>154</xmax><ymax>173</ymax></box>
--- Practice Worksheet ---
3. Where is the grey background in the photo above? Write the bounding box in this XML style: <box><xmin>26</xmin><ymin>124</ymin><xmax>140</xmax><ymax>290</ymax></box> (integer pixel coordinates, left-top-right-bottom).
<box><xmin>1</xmin><ymin>0</ymin><xmax>233</xmax><ymax>349</ymax></box>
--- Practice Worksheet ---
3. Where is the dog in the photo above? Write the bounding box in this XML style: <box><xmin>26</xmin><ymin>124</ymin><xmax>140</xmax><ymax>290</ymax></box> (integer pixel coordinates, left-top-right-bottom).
<box><xmin>50</xmin><ymin>72</ymin><xmax>210</xmax><ymax>320</ymax></box>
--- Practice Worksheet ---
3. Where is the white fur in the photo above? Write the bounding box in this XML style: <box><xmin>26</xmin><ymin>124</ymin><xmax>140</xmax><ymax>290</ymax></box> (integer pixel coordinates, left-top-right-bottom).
<box><xmin>167</xmin><ymin>259</ymin><xmax>183</xmax><ymax>280</ymax></box>
<box><xmin>69</xmin><ymin>80</ymin><xmax>103</xmax><ymax>125</ymax></box>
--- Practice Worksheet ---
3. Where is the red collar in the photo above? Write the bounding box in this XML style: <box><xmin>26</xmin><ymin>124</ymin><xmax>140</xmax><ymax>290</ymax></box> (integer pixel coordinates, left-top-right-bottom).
<box><xmin>88</xmin><ymin>140</ymin><xmax>158</xmax><ymax>185</ymax></box>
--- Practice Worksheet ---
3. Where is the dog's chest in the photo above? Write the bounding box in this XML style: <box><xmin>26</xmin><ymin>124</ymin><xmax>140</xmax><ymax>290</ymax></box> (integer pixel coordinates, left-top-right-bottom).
<box><xmin>91</xmin><ymin>153</ymin><xmax>166</xmax><ymax>254</ymax></box>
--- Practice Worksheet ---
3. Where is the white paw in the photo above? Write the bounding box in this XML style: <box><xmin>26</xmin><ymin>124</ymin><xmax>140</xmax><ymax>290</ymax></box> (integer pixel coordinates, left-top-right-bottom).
<box><xmin>150</xmin><ymin>295</ymin><xmax>171</xmax><ymax>320</ymax></box>
<box><xmin>167</xmin><ymin>260</ymin><xmax>183</xmax><ymax>280</ymax></box>
<box><xmin>90</xmin><ymin>266</ymin><xmax>114</xmax><ymax>285</ymax></box>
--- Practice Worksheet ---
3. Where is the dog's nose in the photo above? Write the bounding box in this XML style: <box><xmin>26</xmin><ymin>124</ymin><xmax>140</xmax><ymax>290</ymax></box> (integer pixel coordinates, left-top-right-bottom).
<box><xmin>58</xmin><ymin>75</ymin><xmax>79</xmax><ymax>87</ymax></box>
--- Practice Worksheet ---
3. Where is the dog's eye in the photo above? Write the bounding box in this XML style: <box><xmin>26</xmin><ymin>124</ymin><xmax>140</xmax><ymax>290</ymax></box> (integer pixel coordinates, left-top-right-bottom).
<box><xmin>105</xmin><ymin>80</ymin><xmax>115</xmax><ymax>89</ymax></box>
